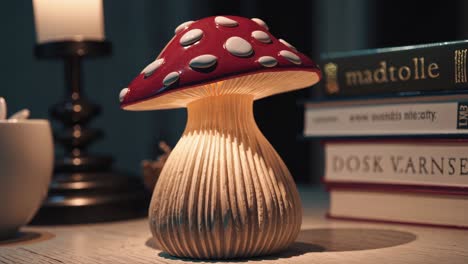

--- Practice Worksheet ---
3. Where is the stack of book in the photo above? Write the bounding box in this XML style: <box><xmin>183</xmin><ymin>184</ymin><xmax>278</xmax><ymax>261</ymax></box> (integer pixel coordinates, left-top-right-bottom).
<box><xmin>304</xmin><ymin>40</ymin><xmax>468</xmax><ymax>228</ymax></box>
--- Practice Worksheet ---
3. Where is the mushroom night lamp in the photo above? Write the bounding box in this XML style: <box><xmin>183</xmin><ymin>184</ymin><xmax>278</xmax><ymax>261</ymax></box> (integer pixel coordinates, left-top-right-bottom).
<box><xmin>121</xmin><ymin>16</ymin><xmax>321</xmax><ymax>259</ymax></box>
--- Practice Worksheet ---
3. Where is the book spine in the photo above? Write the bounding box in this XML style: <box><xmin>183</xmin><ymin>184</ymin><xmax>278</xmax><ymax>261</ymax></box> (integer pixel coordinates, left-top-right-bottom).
<box><xmin>327</xmin><ymin>188</ymin><xmax>468</xmax><ymax>228</ymax></box>
<box><xmin>304</xmin><ymin>100</ymin><xmax>468</xmax><ymax>137</ymax></box>
<box><xmin>324</xmin><ymin>141</ymin><xmax>468</xmax><ymax>187</ymax></box>
<box><xmin>321</xmin><ymin>42</ymin><xmax>468</xmax><ymax>98</ymax></box>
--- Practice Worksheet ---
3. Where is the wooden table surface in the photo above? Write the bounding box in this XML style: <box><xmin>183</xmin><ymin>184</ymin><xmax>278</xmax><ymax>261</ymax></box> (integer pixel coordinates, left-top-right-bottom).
<box><xmin>1</xmin><ymin>187</ymin><xmax>467</xmax><ymax>264</ymax></box>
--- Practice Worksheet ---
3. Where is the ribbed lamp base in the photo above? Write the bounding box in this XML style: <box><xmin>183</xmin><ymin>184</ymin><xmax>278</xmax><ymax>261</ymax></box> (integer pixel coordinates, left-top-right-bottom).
<box><xmin>149</xmin><ymin>94</ymin><xmax>302</xmax><ymax>259</ymax></box>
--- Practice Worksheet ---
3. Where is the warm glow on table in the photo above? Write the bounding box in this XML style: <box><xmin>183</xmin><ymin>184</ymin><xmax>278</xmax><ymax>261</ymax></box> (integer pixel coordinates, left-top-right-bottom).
<box><xmin>1</xmin><ymin>187</ymin><xmax>467</xmax><ymax>263</ymax></box>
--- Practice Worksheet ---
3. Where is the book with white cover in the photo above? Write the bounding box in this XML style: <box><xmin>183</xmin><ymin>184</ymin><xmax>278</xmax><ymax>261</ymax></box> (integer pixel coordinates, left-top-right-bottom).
<box><xmin>304</xmin><ymin>100</ymin><xmax>468</xmax><ymax>137</ymax></box>
<box><xmin>324</xmin><ymin>140</ymin><xmax>468</xmax><ymax>187</ymax></box>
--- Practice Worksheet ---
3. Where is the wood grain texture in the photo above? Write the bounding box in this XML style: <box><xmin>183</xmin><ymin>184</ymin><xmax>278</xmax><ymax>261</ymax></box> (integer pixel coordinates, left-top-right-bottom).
<box><xmin>149</xmin><ymin>94</ymin><xmax>302</xmax><ymax>259</ymax></box>
<box><xmin>1</xmin><ymin>188</ymin><xmax>468</xmax><ymax>264</ymax></box>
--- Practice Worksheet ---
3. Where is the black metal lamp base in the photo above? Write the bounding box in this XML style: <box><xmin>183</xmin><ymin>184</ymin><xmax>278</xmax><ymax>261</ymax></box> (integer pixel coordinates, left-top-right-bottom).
<box><xmin>32</xmin><ymin>171</ymin><xmax>149</xmax><ymax>225</ymax></box>
<box><xmin>32</xmin><ymin>40</ymin><xmax>149</xmax><ymax>225</ymax></box>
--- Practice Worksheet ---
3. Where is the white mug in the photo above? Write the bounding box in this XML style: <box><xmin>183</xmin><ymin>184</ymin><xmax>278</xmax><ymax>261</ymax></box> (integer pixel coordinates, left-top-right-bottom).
<box><xmin>0</xmin><ymin>120</ymin><xmax>53</xmax><ymax>239</ymax></box>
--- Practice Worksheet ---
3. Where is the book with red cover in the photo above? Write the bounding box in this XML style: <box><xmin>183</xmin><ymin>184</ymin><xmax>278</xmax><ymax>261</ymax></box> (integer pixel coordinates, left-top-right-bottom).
<box><xmin>323</xmin><ymin>139</ymin><xmax>468</xmax><ymax>228</ymax></box>
<box><xmin>326</xmin><ymin>182</ymin><xmax>468</xmax><ymax>229</ymax></box>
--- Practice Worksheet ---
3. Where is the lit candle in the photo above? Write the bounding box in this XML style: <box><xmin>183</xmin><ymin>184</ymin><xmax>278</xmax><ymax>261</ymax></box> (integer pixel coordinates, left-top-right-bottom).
<box><xmin>32</xmin><ymin>0</ymin><xmax>105</xmax><ymax>44</ymax></box>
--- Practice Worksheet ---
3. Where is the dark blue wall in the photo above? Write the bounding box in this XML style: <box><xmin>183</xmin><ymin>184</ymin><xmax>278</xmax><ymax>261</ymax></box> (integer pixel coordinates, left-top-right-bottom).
<box><xmin>0</xmin><ymin>1</ymin><xmax>192</xmax><ymax>175</ymax></box>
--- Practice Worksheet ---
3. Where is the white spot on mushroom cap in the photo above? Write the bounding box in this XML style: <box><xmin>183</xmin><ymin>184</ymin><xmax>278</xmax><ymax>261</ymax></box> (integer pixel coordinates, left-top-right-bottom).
<box><xmin>251</xmin><ymin>30</ymin><xmax>271</xmax><ymax>43</ymax></box>
<box><xmin>215</xmin><ymin>16</ymin><xmax>238</xmax><ymax>27</ymax></box>
<box><xmin>163</xmin><ymin>72</ymin><xmax>180</xmax><ymax>86</ymax></box>
<box><xmin>190</xmin><ymin>54</ymin><xmax>217</xmax><ymax>69</ymax></box>
<box><xmin>175</xmin><ymin>21</ymin><xmax>194</xmax><ymax>34</ymax></box>
<box><xmin>180</xmin><ymin>29</ymin><xmax>203</xmax><ymax>46</ymax></box>
<box><xmin>279</xmin><ymin>39</ymin><xmax>297</xmax><ymax>50</ymax></box>
<box><xmin>251</xmin><ymin>18</ymin><xmax>269</xmax><ymax>30</ymax></box>
<box><xmin>141</xmin><ymin>58</ymin><xmax>164</xmax><ymax>77</ymax></box>
<box><xmin>258</xmin><ymin>56</ymin><xmax>277</xmax><ymax>68</ymax></box>
<box><xmin>225</xmin><ymin>36</ymin><xmax>253</xmax><ymax>57</ymax></box>
<box><xmin>119</xmin><ymin>88</ymin><xmax>129</xmax><ymax>102</ymax></box>
<box><xmin>279</xmin><ymin>50</ymin><xmax>302</xmax><ymax>65</ymax></box>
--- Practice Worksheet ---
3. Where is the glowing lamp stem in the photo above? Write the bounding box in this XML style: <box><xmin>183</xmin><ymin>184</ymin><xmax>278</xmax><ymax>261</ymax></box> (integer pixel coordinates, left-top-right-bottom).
<box><xmin>149</xmin><ymin>94</ymin><xmax>302</xmax><ymax>259</ymax></box>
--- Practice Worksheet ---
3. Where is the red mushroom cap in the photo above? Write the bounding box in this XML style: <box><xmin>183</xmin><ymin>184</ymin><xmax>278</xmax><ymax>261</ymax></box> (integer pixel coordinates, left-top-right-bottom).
<box><xmin>120</xmin><ymin>15</ymin><xmax>321</xmax><ymax>110</ymax></box>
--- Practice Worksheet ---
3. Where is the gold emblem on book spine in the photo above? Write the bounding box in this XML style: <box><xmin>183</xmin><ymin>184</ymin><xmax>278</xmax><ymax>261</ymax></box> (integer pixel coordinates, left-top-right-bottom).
<box><xmin>455</xmin><ymin>49</ymin><xmax>467</xmax><ymax>84</ymax></box>
<box><xmin>324</xmin><ymin>62</ymin><xmax>339</xmax><ymax>94</ymax></box>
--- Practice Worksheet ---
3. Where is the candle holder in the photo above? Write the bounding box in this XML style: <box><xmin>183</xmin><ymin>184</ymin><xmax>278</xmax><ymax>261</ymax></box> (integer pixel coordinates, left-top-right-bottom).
<box><xmin>32</xmin><ymin>40</ymin><xmax>148</xmax><ymax>225</ymax></box>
